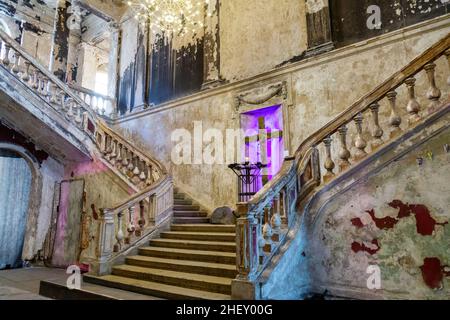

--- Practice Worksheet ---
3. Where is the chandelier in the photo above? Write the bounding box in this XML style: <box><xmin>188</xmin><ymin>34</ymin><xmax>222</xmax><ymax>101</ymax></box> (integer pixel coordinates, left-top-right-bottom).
<box><xmin>126</xmin><ymin>0</ymin><xmax>209</xmax><ymax>36</ymax></box>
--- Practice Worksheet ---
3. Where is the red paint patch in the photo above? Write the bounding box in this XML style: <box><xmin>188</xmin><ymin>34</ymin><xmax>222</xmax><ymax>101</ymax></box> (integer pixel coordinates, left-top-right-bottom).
<box><xmin>367</xmin><ymin>209</ymin><xmax>399</xmax><ymax>230</ymax></box>
<box><xmin>351</xmin><ymin>218</ymin><xmax>365</xmax><ymax>228</ymax></box>
<box><xmin>410</xmin><ymin>204</ymin><xmax>448</xmax><ymax>236</ymax></box>
<box><xmin>420</xmin><ymin>258</ymin><xmax>450</xmax><ymax>289</ymax></box>
<box><xmin>389</xmin><ymin>200</ymin><xmax>412</xmax><ymax>218</ymax></box>
<box><xmin>351</xmin><ymin>239</ymin><xmax>380</xmax><ymax>255</ymax></box>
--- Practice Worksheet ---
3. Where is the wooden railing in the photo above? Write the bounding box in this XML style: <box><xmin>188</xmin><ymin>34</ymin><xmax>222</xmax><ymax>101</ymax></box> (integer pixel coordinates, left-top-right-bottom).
<box><xmin>69</xmin><ymin>83</ymin><xmax>116</xmax><ymax>116</ymax></box>
<box><xmin>0</xmin><ymin>29</ymin><xmax>172</xmax><ymax>273</ymax></box>
<box><xmin>0</xmin><ymin>29</ymin><xmax>97</xmax><ymax>139</ymax></box>
<box><xmin>235</xmin><ymin>33</ymin><xmax>450</xmax><ymax>281</ymax></box>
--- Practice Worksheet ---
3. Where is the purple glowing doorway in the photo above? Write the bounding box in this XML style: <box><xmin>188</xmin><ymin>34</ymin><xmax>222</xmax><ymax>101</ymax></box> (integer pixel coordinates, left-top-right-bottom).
<box><xmin>240</xmin><ymin>105</ymin><xmax>284</xmax><ymax>192</ymax></box>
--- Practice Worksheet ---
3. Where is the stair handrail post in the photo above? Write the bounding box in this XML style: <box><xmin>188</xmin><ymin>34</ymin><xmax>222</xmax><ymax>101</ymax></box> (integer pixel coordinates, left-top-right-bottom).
<box><xmin>95</xmin><ymin>209</ymin><xmax>116</xmax><ymax>275</ymax></box>
<box><xmin>235</xmin><ymin>203</ymin><xmax>259</xmax><ymax>280</ymax></box>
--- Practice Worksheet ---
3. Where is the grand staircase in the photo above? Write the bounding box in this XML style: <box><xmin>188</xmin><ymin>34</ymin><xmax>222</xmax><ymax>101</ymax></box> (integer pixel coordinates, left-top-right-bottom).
<box><xmin>84</xmin><ymin>190</ymin><xmax>237</xmax><ymax>300</ymax></box>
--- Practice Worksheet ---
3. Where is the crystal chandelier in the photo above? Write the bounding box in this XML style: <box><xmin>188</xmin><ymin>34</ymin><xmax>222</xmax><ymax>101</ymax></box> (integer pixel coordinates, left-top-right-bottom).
<box><xmin>126</xmin><ymin>0</ymin><xmax>210</xmax><ymax>36</ymax></box>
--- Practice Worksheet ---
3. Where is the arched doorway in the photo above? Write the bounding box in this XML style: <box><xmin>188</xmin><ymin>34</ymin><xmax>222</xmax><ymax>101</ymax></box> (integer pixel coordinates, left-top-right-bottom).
<box><xmin>0</xmin><ymin>149</ymin><xmax>33</xmax><ymax>269</ymax></box>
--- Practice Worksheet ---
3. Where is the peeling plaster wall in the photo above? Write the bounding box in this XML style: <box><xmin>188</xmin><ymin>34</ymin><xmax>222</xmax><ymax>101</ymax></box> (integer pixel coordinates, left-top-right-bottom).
<box><xmin>116</xmin><ymin>21</ymin><xmax>449</xmax><ymax>212</ymax></box>
<box><xmin>0</xmin><ymin>0</ymin><xmax>57</xmax><ymax>68</ymax></box>
<box><xmin>64</xmin><ymin>158</ymin><xmax>134</xmax><ymax>263</ymax></box>
<box><xmin>307</xmin><ymin>124</ymin><xmax>450</xmax><ymax>300</ymax></box>
<box><xmin>220</xmin><ymin>0</ymin><xmax>308</xmax><ymax>81</ymax></box>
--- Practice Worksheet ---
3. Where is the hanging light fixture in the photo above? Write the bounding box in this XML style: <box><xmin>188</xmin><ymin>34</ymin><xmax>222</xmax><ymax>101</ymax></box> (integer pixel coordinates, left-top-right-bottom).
<box><xmin>126</xmin><ymin>0</ymin><xmax>210</xmax><ymax>36</ymax></box>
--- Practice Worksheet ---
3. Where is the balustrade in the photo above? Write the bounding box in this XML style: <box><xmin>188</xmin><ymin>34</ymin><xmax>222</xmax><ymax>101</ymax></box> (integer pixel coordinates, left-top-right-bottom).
<box><xmin>0</xmin><ymin>29</ymin><xmax>97</xmax><ymax>138</ymax></box>
<box><xmin>235</xmin><ymin>34</ymin><xmax>450</xmax><ymax>283</ymax></box>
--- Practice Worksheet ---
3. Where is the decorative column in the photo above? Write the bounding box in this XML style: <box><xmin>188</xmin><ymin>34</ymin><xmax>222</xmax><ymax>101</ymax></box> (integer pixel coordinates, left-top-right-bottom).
<box><xmin>66</xmin><ymin>3</ymin><xmax>82</xmax><ymax>84</ymax></box>
<box><xmin>304</xmin><ymin>0</ymin><xmax>334</xmax><ymax>57</ymax></box>
<box><xmin>50</xmin><ymin>0</ymin><xmax>71</xmax><ymax>81</ymax></box>
<box><xmin>202</xmin><ymin>0</ymin><xmax>223</xmax><ymax>90</ymax></box>
<box><xmin>107</xmin><ymin>22</ymin><xmax>121</xmax><ymax>115</ymax></box>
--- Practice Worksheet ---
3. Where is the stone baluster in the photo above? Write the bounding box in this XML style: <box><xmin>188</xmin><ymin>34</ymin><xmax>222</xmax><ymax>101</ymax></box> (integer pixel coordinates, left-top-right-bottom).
<box><xmin>41</xmin><ymin>76</ymin><xmax>49</xmax><ymax>97</ymax></box>
<box><xmin>132</xmin><ymin>156</ymin><xmax>141</xmax><ymax>183</ymax></box>
<box><xmin>369</xmin><ymin>103</ymin><xmax>384</xmax><ymax>150</ymax></box>
<box><xmin>405</xmin><ymin>77</ymin><xmax>421</xmax><ymax>125</ymax></box>
<box><xmin>114</xmin><ymin>211</ymin><xmax>124</xmax><ymax>252</ymax></box>
<box><xmin>270</xmin><ymin>195</ymin><xmax>282</xmax><ymax>242</ymax></box>
<box><xmin>424</xmin><ymin>62</ymin><xmax>441</xmax><ymax>113</ymax></box>
<box><xmin>103</xmin><ymin>133</ymin><xmax>110</xmax><ymax>159</ymax></box>
<box><xmin>338</xmin><ymin>125</ymin><xmax>351</xmax><ymax>171</ymax></box>
<box><xmin>257</xmin><ymin>210</ymin><xmax>266</xmax><ymax>264</ymax></box>
<box><xmin>139</xmin><ymin>160</ymin><xmax>147</xmax><ymax>184</ymax></box>
<box><xmin>146</xmin><ymin>164</ymin><xmax>154</xmax><ymax>186</ymax></box>
<box><xmin>74</xmin><ymin>103</ymin><xmax>83</xmax><ymax>125</ymax></box>
<box><xmin>235</xmin><ymin>204</ymin><xmax>259</xmax><ymax>278</ymax></box>
<box><xmin>353</xmin><ymin>113</ymin><xmax>367</xmax><ymax>160</ymax></box>
<box><xmin>21</xmin><ymin>60</ymin><xmax>31</xmax><ymax>82</ymax></box>
<box><xmin>387</xmin><ymin>90</ymin><xmax>401</xmax><ymax>138</ymax></box>
<box><xmin>2</xmin><ymin>43</ymin><xmax>10</xmax><ymax>66</ymax></box>
<box><xmin>66</xmin><ymin>99</ymin><xmax>74</xmax><ymax>118</ymax></box>
<box><xmin>148</xmin><ymin>195</ymin><xmax>155</xmax><ymax>223</ymax></box>
<box><xmin>127</xmin><ymin>205</ymin><xmax>136</xmax><ymax>238</ymax></box>
<box><xmin>323</xmin><ymin>136</ymin><xmax>335</xmax><ymax>182</ymax></box>
<box><xmin>137</xmin><ymin>200</ymin><xmax>146</xmax><ymax>236</ymax></box>
<box><xmin>127</xmin><ymin>152</ymin><xmax>135</xmax><ymax>175</ymax></box>
<box><xmin>115</xmin><ymin>143</ymin><xmax>123</xmax><ymax>168</ymax></box>
<box><xmin>262</xmin><ymin>205</ymin><xmax>273</xmax><ymax>253</ymax></box>
<box><xmin>104</xmin><ymin>135</ymin><xmax>113</xmax><ymax>159</ymax></box>
<box><xmin>32</xmin><ymin>69</ymin><xmax>39</xmax><ymax>90</ymax></box>
<box><xmin>49</xmin><ymin>83</ymin><xmax>58</xmax><ymax>104</ymax></box>
<box><xmin>109</xmin><ymin>139</ymin><xmax>117</xmax><ymax>164</ymax></box>
<box><xmin>121</xmin><ymin>146</ymin><xmax>130</xmax><ymax>175</ymax></box>
<box><xmin>11</xmin><ymin>52</ymin><xmax>20</xmax><ymax>74</ymax></box>
<box><xmin>445</xmin><ymin>49</ymin><xmax>450</xmax><ymax>86</ymax></box>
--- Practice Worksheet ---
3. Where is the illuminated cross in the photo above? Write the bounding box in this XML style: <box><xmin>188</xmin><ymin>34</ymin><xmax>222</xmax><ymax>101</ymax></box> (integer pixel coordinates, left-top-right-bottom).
<box><xmin>244</xmin><ymin>116</ymin><xmax>283</xmax><ymax>185</ymax></box>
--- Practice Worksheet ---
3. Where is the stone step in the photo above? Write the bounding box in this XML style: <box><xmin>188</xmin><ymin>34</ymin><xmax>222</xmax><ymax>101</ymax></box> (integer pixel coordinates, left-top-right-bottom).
<box><xmin>39</xmin><ymin>279</ymin><xmax>162</xmax><ymax>300</ymax></box>
<box><xmin>112</xmin><ymin>265</ymin><xmax>232</xmax><ymax>295</ymax></box>
<box><xmin>172</xmin><ymin>217</ymin><xmax>210</xmax><ymax>224</ymax></box>
<box><xmin>84</xmin><ymin>275</ymin><xmax>230</xmax><ymax>300</ymax></box>
<box><xmin>173</xmin><ymin>205</ymin><xmax>200</xmax><ymax>211</ymax></box>
<box><xmin>150</xmin><ymin>238</ymin><xmax>236</xmax><ymax>252</ymax></box>
<box><xmin>160</xmin><ymin>231</ymin><xmax>236</xmax><ymax>242</ymax></box>
<box><xmin>126</xmin><ymin>255</ymin><xmax>237</xmax><ymax>279</ymax></box>
<box><xmin>174</xmin><ymin>199</ymin><xmax>193</xmax><ymax>205</ymax></box>
<box><xmin>174</xmin><ymin>193</ymin><xmax>186</xmax><ymax>200</ymax></box>
<box><xmin>173</xmin><ymin>211</ymin><xmax>208</xmax><ymax>218</ymax></box>
<box><xmin>171</xmin><ymin>224</ymin><xmax>235</xmax><ymax>233</ymax></box>
<box><xmin>138</xmin><ymin>247</ymin><xmax>236</xmax><ymax>264</ymax></box>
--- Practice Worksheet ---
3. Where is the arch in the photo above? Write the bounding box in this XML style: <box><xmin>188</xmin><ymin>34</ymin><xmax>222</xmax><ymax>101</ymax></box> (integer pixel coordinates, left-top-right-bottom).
<box><xmin>0</xmin><ymin>143</ymin><xmax>43</xmax><ymax>263</ymax></box>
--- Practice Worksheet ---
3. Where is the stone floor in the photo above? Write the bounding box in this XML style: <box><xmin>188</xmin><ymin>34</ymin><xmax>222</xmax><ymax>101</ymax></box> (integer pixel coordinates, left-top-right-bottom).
<box><xmin>0</xmin><ymin>267</ymin><xmax>67</xmax><ymax>300</ymax></box>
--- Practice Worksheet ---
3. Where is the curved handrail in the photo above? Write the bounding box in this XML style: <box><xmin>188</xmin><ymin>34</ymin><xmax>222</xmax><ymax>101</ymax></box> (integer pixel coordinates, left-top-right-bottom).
<box><xmin>0</xmin><ymin>29</ymin><xmax>97</xmax><ymax>121</ymax></box>
<box><xmin>0</xmin><ymin>29</ymin><xmax>173</xmax><ymax>271</ymax></box>
<box><xmin>235</xmin><ymin>32</ymin><xmax>450</xmax><ymax>283</ymax></box>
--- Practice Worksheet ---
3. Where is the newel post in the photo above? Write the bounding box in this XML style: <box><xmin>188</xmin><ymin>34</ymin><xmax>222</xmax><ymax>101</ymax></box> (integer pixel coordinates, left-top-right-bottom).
<box><xmin>232</xmin><ymin>203</ymin><xmax>261</xmax><ymax>300</ymax></box>
<box><xmin>93</xmin><ymin>209</ymin><xmax>115</xmax><ymax>275</ymax></box>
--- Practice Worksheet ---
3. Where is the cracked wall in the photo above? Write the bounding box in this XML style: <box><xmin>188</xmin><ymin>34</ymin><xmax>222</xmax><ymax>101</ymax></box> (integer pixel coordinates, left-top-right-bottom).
<box><xmin>308</xmin><ymin>127</ymin><xmax>450</xmax><ymax>299</ymax></box>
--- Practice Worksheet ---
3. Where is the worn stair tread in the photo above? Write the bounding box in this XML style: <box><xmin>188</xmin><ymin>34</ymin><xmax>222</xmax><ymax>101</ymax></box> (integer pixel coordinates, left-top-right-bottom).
<box><xmin>151</xmin><ymin>238</ymin><xmax>236</xmax><ymax>247</ymax></box>
<box><xmin>139</xmin><ymin>246</ymin><xmax>236</xmax><ymax>259</ymax></box>
<box><xmin>173</xmin><ymin>217</ymin><xmax>210</xmax><ymax>222</ymax></box>
<box><xmin>85</xmin><ymin>275</ymin><xmax>230</xmax><ymax>300</ymax></box>
<box><xmin>114</xmin><ymin>265</ymin><xmax>233</xmax><ymax>285</ymax></box>
<box><xmin>127</xmin><ymin>255</ymin><xmax>237</xmax><ymax>271</ymax></box>
<box><xmin>161</xmin><ymin>231</ymin><xmax>236</xmax><ymax>237</ymax></box>
<box><xmin>171</xmin><ymin>224</ymin><xmax>235</xmax><ymax>232</ymax></box>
